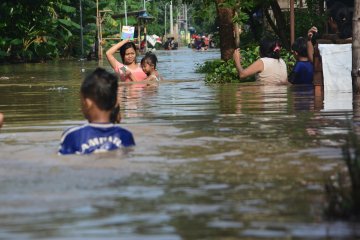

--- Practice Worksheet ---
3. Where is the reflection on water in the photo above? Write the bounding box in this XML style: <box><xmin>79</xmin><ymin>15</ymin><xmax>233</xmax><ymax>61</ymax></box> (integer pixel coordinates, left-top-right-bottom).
<box><xmin>0</xmin><ymin>48</ymin><xmax>359</xmax><ymax>239</ymax></box>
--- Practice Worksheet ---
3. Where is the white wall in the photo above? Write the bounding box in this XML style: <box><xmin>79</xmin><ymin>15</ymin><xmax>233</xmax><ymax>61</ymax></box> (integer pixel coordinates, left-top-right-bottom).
<box><xmin>278</xmin><ymin>0</ymin><xmax>288</xmax><ymax>9</ymax></box>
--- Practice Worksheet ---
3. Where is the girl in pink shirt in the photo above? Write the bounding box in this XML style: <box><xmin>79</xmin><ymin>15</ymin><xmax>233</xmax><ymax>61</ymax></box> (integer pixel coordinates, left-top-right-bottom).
<box><xmin>106</xmin><ymin>39</ymin><xmax>147</xmax><ymax>82</ymax></box>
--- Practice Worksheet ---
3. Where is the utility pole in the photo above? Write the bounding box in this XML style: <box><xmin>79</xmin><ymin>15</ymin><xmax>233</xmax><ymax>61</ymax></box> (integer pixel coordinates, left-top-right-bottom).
<box><xmin>290</xmin><ymin>0</ymin><xmax>295</xmax><ymax>45</ymax></box>
<box><xmin>353</xmin><ymin>0</ymin><xmax>360</xmax><ymax>93</ymax></box>
<box><xmin>170</xmin><ymin>0</ymin><xmax>173</xmax><ymax>35</ymax></box>
<box><xmin>164</xmin><ymin>3</ymin><xmax>169</xmax><ymax>37</ymax></box>
<box><xmin>184</xmin><ymin>4</ymin><xmax>188</xmax><ymax>45</ymax></box>
<box><xmin>124</xmin><ymin>0</ymin><xmax>127</xmax><ymax>25</ymax></box>
<box><xmin>96</xmin><ymin>0</ymin><xmax>101</xmax><ymax>59</ymax></box>
<box><xmin>80</xmin><ymin>0</ymin><xmax>84</xmax><ymax>59</ymax></box>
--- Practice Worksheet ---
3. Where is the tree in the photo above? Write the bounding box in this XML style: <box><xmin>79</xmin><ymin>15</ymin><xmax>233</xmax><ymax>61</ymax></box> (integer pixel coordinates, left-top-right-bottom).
<box><xmin>263</xmin><ymin>0</ymin><xmax>289</xmax><ymax>49</ymax></box>
<box><xmin>0</xmin><ymin>0</ymin><xmax>82</xmax><ymax>62</ymax></box>
<box><xmin>215</xmin><ymin>0</ymin><xmax>235</xmax><ymax>60</ymax></box>
<box><xmin>353</xmin><ymin>0</ymin><xmax>360</xmax><ymax>93</ymax></box>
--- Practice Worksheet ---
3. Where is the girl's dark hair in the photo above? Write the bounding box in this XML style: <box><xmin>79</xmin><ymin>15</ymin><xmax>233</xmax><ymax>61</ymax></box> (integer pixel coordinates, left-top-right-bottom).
<box><xmin>119</xmin><ymin>42</ymin><xmax>137</xmax><ymax>62</ymax></box>
<box><xmin>81</xmin><ymin>68</ymin><xmax>118</xmax><ymax>112</ymax></box>
<box><xmin>259</xmin><ymin>38</ymin><xmax>281</xmax><ymax>59</ymax></box>
<box><xmin>291</xmin><ymin>37</ymin><xmax>307</xmax><ymax>57</ymax></box>
<box><xmin>141</xmin><ymin>52</ymin><xmax>158</xmax><ymax>68</ymax></box>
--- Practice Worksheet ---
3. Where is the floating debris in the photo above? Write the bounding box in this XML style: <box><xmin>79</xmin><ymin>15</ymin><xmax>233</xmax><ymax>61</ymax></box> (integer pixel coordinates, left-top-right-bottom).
<box><xmin>0</xmin><ymin>76</ymin><xmax>10</xmax><ymax>80</ymax></box>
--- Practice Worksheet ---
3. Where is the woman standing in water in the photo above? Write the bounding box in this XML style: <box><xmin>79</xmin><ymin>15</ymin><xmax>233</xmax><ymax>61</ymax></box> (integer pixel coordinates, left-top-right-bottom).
<box><xmin>233</xmin><ymin>38</ymin><xmax>288</xmax><ymax>85</ymax></box>
<box><xmin>106</xmin><ymin>39</ymin><xmax>147</xmax><ymax>82</ymax></box>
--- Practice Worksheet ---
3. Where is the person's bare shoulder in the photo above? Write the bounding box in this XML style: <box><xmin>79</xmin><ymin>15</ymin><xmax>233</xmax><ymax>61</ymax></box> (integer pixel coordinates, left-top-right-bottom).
<box><xmin>0</xmin><ymin>112</ymin><xmax>4</xmax><ymax>128</ymax></box>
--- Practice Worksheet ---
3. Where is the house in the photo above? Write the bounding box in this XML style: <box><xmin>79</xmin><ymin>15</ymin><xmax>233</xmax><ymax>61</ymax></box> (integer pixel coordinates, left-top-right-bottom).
<box><xmin>278</xmin><ymin>0</ymin><xmax>307</xmax><ymax>9</ymax></box>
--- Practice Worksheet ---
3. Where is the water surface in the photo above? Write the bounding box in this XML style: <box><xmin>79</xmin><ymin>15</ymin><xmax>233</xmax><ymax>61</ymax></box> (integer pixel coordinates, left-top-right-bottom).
<box><xmin>0</xmin><ymin>48</ymin><xmax>359</xmax><ymax>239</ymax></box>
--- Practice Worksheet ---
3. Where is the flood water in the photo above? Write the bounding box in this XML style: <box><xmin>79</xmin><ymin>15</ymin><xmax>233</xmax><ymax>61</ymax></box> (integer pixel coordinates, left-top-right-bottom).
<box><xmin>0</xmin><ymin>48</ymin><xmax>359</xmax><ymax>239</ymax></box>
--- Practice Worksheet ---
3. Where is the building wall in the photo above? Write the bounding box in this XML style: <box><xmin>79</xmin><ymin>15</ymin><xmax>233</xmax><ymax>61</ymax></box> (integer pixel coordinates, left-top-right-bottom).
<box><xmin>278</xmin><ymin>0</ymin><xmax>288</xmax><ymax>9</ymax></box>
<box><xmin>278</xmin><ymin>0</ymin><xmax>307</xmax><ymax>9</ymax></box>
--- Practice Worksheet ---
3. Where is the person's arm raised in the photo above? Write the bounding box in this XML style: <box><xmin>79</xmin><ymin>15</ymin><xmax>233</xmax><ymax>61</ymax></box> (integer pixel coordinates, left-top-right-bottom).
<box><xmin>233</xmin><ymin>48</ymin><xmax>263</xmax><ymax>79</ymax></box>
<box><xmin>307</xmin><ymin>26</ymin><xmax>317</xmax><ymax>63</ymax></box>
<box><xmin>106</xmin><ymin>39</ymin><xmax>129</xmax><ymax>69</ymax></box>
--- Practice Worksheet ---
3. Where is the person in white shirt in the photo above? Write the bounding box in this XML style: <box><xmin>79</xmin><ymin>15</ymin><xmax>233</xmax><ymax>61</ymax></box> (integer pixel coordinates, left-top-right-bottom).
<box><xmin>233</xmin><ymin>38</ymin><xmax>288</xmax><ymax>85</ymax></box>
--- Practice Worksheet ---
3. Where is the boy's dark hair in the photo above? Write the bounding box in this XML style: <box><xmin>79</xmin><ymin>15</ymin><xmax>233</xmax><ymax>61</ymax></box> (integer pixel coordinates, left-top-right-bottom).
<box><xmin>291</xmin><ymin>37</ymin><xmax>307</xmax><ymax>57</ymax></box>
<box><xmin>119</xmin><ymin>42</ymin><xmax>137</xmax><ymax>62</ymax></box>
<box><xmin>81</xmin><ymin>68</ymin><xmax>118</xmax><ymax>111</ymax></box>
<box><xmin>259</xmin><ymin>38</ymin><xmax>281</xmax><ymax>59</ymax></box>
<box><xmin>141</xmin><ymin>52</ymin><xmax>158</xmax><ymax>68</ymax></box>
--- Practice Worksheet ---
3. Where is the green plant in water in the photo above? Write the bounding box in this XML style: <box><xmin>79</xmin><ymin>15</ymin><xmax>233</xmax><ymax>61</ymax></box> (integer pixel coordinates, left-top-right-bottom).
<box><xmin>197</xmin><ymin>45</ymin><xmax>295</xmax><ymax>84</ymax></box>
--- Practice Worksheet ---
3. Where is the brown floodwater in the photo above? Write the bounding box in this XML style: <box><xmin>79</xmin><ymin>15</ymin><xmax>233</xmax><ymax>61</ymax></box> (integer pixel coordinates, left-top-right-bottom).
<box><xmin>0</xmin><ymin>48</ymin><xmax>359</xmax><ymax>239</ymax></box>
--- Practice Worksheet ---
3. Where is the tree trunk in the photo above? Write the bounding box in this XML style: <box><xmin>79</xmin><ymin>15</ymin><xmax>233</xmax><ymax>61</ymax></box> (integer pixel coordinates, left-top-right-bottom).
<box><xmin>234</xmin><ymin>11</ymin><xmax>240</xmax><ymax>48</ymax></box>
<box><xmin>318</xmin><ymin>0</ymin><xmax>324</xmax><ymax>14</ymax></box>
<box><xmin>352</xmin><ymin>0</ymin><xmax>360</xmax><ymax>216</ymax></box>
<box><xmin>245</xmin><ymin>9</ymin><xmax>262</xmax><ymax>42</ymax></box>
<box><xmin>352</xmin><ymin>0</ymin><xmax>360</xmax><ymax>93</ymax></box>
<box><xmin>266</xmin><ymin>0</ymin><xmax>289</xmax><ymax>49</ymax></box>
<box><xmin>215</xmin><ymin>0</ymin><xmax>235</xmax><ymax>61</ymax></box>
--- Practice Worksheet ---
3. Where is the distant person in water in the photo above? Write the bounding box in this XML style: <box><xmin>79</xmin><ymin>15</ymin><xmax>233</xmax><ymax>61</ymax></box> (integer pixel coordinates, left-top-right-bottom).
<box><xmin>0</xmin><ymin>112</ymin><xmax>4</xmax><ymax>128</ymax></box>
<box><xmin>233</xmin><ymin>38</ymin><xmax>288</xmax><ymax>85</ymax></box>
<box><xmin>106</xmin><ymin>39</ymin><xmax>147</xmax><ymax>82</ymax></box>
<box><xmin>140</xmin><ymin>52</ymin><xmax>161</xmax><ymax>82</ymax></box>
<box><xmin>289</xmin><ymin>37</ymin><xmax>314</xmax><ymax>85</ymax></box>
<box><xmin>58</xmin><ymin>68</ymin><xmax>135</xmax><ymax>155</ymax></box>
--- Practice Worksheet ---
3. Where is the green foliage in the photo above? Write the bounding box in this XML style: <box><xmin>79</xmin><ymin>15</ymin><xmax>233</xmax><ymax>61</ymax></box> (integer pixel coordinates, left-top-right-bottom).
<box><xmin>186</xmin><ymin>0</ymin><xmax>217</xmax><ymax>35</ymax></box>
<box><xmin>204</xmin><ymin>59</ymin><xmax>241</xmax><ymax>84</ymax></box>
<box><xmin>222</xmin><ymin>0</ymin><xmax>254</xmax><ymax>27</ymax></box>
<box><xmin>0</xmin><ymin>0</ymin><xmax>332</xmax><ymax>62</ymax></box>
<box><xmin>284</xmin><ymin>8</ymin><xmax>327</xmax><ymax>40</ymax></box>
<box><xmin>280</xmin><ymin>48</ymin><xmax>296</xmax><ymax>74</ymax></box>
<box><xmin>197</xmin><ymin>45</ymin><xmax>295</xmax><ymax>84</ymax></box>
<box><xmin>202</xmin><ymin>46</ymin><xmax>260</xmax><ymax>83</ymax></box>
<box><xmin>0</xmin><ymin>0</ymin><xmax>87</xmax><ymax>62</ymax></box>
<box><xmin>195</xmin><ymin>59</ymin><xmax>224</xmax><ymax>74</ymax></box>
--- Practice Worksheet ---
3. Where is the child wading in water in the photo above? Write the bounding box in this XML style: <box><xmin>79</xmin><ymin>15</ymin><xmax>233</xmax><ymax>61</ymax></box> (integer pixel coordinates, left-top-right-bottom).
<box><xmin>58</xmin><ymin>68</ymin><xmax>135</xmax><ymax>155</ymax></box>
<box><xmin>141</xmin><ymin>52</ymin><xmax>161</xmax><ymax>82</ymax></box>
<box><xmin>289</xmin><ymin>37</ymin><xmax>314</xmax><ymax>85</ymax></box>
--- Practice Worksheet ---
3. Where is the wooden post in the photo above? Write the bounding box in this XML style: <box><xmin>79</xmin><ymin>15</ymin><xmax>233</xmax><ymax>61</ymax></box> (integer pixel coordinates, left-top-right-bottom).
<box><xmin>96</xmin><ymin>0</ymin><xmax>102</xmax><ymax>59</ymax></box>
<box><xmin>234</xmin><ymin>11</ymin><xmax>240</xmax><ymax>48</ymax></box>
<box><xmin>137</xmin><ymin>23</ymin><xmax>141</xmax><ymax>51</ymax></box>
<box><xmin>99</xmin><ymin>16</ymin><xmax>103</xmax><ymax>59</ymax></box>
<box><xmin>144</xmin><ymin>23</ymin><xmax>147</xmax><ymax>52</ymax></box>
<box><xmin>290</xmin><ymin>0</ymin><xmax>295</xmax><ymax>45</ymax></box>
<box><xmin>352</xmin><ymin>0</ymin><xmax>360</xmax><ymax>93</ymax></box>
<box><xmin>234</xmin><ymin>23</ymin><xmax>240</xmax><ymax>48</ymax></box>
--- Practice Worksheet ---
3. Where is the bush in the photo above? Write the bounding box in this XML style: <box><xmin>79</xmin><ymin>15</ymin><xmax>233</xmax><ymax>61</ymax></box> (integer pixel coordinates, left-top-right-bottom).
<box><xmin>196</xmin><ymin>45</ymin><xmax>295</xmax><ymax>84</ymax></box>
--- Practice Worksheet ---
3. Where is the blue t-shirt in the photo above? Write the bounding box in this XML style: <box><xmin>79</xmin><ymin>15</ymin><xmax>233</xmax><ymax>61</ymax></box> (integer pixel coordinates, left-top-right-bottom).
<box><xmin>59</xmin><ymin>123</ymin><xmax>135</xmax><ymax>155</ymax></box>
<box><xmin>289</xmin><ymin>61</ymin><xmax>314</xmax><ymax>85</ymax></box>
